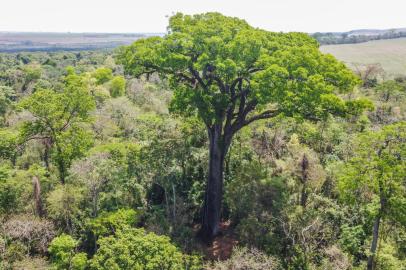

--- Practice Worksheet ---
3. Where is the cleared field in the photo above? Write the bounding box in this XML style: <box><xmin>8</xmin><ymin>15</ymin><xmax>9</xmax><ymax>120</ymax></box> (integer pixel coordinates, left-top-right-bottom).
<box><xmin>0</xmin><ymin>32</ymin><xmax>160</xmax><ymax>52</ymax></box>
<box><xmin>320</xmin><ymin>38</ymin><xmax>406</xmax><ymax>76</ymax></box>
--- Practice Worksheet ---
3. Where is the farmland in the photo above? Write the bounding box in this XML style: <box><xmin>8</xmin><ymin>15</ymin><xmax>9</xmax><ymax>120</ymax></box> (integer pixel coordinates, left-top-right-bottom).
<box><xmin>0</xmin><ymin>32</ymin><xmax>158</xmax><ymax>52</ymax></box>
<box><xmin>321</xmin><ymin>38</ymin><xmax>406</xmax><ymax>76</ymax></box>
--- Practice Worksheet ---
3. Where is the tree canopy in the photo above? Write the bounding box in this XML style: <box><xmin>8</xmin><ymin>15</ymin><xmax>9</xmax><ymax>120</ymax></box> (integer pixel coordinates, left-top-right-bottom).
<box><xmin>118</xmin><ymin>12</ymin><xmax>363</xmax><ymax>130</ymax></box>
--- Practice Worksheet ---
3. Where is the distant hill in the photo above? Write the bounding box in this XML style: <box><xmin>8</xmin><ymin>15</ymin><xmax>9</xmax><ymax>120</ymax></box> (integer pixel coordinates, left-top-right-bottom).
<box><xmin>0</xmin><ymin>32</ymin><xmax>163</xmax><ymax>52</ymax></box>
<box><xmin>313</xmin><ymin>28</ymin><xmax>406</xmax><ymax>45</ymax></box>
<box><xmin>320</xmin><ymin>38</ymin><xmax>406</xmax><ymax>76</ymax></box>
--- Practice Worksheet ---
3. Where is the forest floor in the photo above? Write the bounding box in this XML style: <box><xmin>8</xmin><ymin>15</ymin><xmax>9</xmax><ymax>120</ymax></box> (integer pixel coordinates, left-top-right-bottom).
<box><xmin>203</xmin><ymin>220</ymin><xmax>239</xmax><ymax>261</ymax></box>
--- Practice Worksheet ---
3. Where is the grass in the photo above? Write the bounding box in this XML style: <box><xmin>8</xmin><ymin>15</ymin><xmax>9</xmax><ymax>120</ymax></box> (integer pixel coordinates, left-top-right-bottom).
<box><xmin>320</xmin><ymin>38</ymin><xmax>406</xmax><ymax>76</ymax></box>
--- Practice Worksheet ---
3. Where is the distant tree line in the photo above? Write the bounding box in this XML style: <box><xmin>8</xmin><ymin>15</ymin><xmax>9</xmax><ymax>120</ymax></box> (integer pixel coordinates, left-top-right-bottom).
<box><xmin>312</xmin><ymin>30</ymin><xmax>406</xmax><ymax>45</ymax></box>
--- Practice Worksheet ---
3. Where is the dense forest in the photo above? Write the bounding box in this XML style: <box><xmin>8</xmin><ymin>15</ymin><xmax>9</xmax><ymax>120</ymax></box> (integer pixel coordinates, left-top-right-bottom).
<box><xmin>0</xmin><ymin>13</ymin><xmax>405</xmax><ymax>270</ymax></box>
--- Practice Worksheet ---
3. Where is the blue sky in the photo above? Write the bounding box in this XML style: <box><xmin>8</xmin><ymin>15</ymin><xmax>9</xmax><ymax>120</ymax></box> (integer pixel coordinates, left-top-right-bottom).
<box><xmin>1</xmin><ymin>0</ymin><xmax>405</xmax><ymax>33</ymax></box>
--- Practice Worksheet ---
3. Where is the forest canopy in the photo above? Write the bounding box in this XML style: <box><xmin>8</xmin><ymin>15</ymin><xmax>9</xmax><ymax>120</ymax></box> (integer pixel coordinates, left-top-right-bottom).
<box><xmin>0</xmin><ymin>12</ymin><xmax>405</xmax><ymax>270</ymax></box>
<box><xmin>117</xmin><ymin>12</ymin><xmax>370</xmax><ymax>239</ymax></box>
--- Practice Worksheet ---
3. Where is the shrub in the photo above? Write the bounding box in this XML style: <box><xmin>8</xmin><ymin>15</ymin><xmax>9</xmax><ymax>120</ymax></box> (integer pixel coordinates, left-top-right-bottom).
<box><xmin>1</xmin><ymin>242</ymin><xmax>27</xmax><ymax>268</ymax></box>
<box><xmin>339</xmin><ymin>224</ymin><xmax>366</xmax><ymax>256</ymax></box>
<box><xmin>0</xmin><ymin>130</ymin><xmax>17</xmax><ymax>160</ymax></box>
<box><xmin>90</xmin><ymin>228</ymin><xmax>201</xmax><ymax>270</ymax></box>
<box><xmin>46</xmin><ymin>184</ymin><xmax>83</xmax><ymax>232</ymax></box>
<box><xmin>71</xmin><ymin>253</ymin><xmax>88</xmax><ymax>270</ymax></box>
<box><xmin>48</xmin><ymin>234</ymin><xmax>87</xmax><ymax>270</ymax></box>
<box><xmin>109</xmin><ymin>76</ymin><xmax>126</xmax><ymax>98</ymax></box>
<box><xmin>87</xmin><ymin>209</ymin><xmax>140</xmax><ymax>237</ymax></box>
<box><xmin>93</xmin><ymin>68</ymin><xmax>113</xmax><ymax>85</ymax></box>
<box><xmin>0</xmin><ymin>165</ymin><xmax>22</xmax><ymax>215</ymax></box>
<box><xmin>3</xmin><ymin>215</ymin><xmax>55</xmax><ymax>254</ymax></box>
<box><xmin>375</xmin><ymin>242</ymin><xmax>405</xmax><ymax>270</ymax></box>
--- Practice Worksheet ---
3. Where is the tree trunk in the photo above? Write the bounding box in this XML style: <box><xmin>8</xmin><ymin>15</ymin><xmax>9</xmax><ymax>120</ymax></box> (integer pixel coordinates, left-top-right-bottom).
<box><xmin>300</xmin><ymin>187</ymin><xmax>308</xmax><ymax>208</ymax></box>
<box><xmin>201</xmin><ymin>125</ymin><xmax>230</xmax><ymax>240</ymax></box>
<box><xmin>55</xmin><ymin>144</ymin><xmax>66</xmax><ymax>184</ymax></box>
<box><xmin>43</xmin><ymin>140</ymin><xmax>50</xmax><ymax>171</ymax></box>
<box><xmin>367</xmin><ymin>210</ymin><xmax>382</xmax><ymax>270</ymax></box>
<box><xmin>300</xmin><ymin>154</ymin><xmax>309</xmax><ymax>208</ymax></box>
<box><xmin>32</xmin><ymin>176</ymin><xmax>43</xmax><ymax>217</ymax></box>
<box><xmin>91</xmin><ymin>191</ymin><xmax>98</xmax><ymax>217</ymax></box>
<box><xmin>57</xmin><ymin>159</ymin><xmax>66</xmax><ymax>184</ymax></box>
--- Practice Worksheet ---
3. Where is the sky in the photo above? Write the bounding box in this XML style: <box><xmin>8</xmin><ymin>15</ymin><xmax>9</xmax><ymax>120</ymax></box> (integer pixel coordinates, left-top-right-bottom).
<box><xmin>0</xmin><ymin>0</ymin><xmax>405</xmax><ymax>33</ymax></box>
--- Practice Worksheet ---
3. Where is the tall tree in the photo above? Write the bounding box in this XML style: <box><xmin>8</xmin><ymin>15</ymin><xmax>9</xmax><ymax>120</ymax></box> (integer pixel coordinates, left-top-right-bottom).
<box><xmin>19</xmin><ymin>69</ymin><xmax>95</xmax><ymax>183</ymax></box>
<box><xmin>118</xmin><ymin>12</ymin><xmax>363</xmax><ymax>239</ymax></box>
<box><xmin>338</xmin><ymin>122</ymin><xmax>406</xmax><ymax>270</ymax></box>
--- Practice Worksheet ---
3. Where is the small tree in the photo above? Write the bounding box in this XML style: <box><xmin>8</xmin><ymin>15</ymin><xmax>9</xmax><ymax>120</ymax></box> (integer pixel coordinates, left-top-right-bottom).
<box><xmin>118</xmin><ymin>12</ymin><xmax>363</xmax><ymax>238</ymax></box>
<box><xmin>109</xmin><ymin>76</ymin><xmax>126</xmax><ymax>97</ymax></box>
<box><xmin>0</xmin><ymin>85</ymin><xmax>15</xmax><ymax>125</ymax></box>
<box><xmin>21</xmin><ymin>64</ymin><xmax>42</xmax><ymax>92</ymax></box>
<box><xmin>69</xmin><ymin>153</ymin><xmax>119</xmax><ymax>217</ymax></box>
<box><xmin>48</xmin><ymin>234</ymin><xmax>87</xmax><ymax>270</ymax></box>
<box><xmin>92</xmin><ymin>68</ymin><xmax>113</xmax><ymax>85</ymax></box>
<box><xmin>354</xmin><ymin>63</ymin><xmax>384</xmax><ymax>88</ymax></box>
<box><xmin>375</xmin><ymin>80</ymin><xmax>405</xmax><ymax>102</ymax></box>
<box><xmin>338</xmin><ymin>122</ymin><xmax>406</xmax><ymax>269</ymax></box>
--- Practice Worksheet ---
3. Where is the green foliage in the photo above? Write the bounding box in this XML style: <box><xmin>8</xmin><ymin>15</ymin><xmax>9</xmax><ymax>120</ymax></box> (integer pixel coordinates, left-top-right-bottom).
<box><xmin>22</xmin><ymin>64</ymin><xmax>42</xmax><ymax>81</ymax></box>
<box><xmin>375</xmin><ymin>242</ymin><xmax>405</xmax><ymax>270</ymax></box>
<box><xmin>118</xmin><ymin>12</ymin><xmax>361</xmax><ymax>127</ymax></box>
<box><xmin>48</xmin><ymin>234</ymin><xmax>86</xmax><ymax>270</ymax></box>
<box><xmin>68</xmin><ymin>149</ymin><xmax>144</xmax><ymax>215</ymax></box>
<box><xmin>93</xmin><ymin>67</ymin><xmax>113</xmax><ymax>85</ymax></box>
<box><xmin>0</xmin><ymin>166</ymin><xmax>24</xmax><ymax>214</ymax></box>
<box><xmin>0</xmin><ymin>129</ymin><xmax>18</xmax><ymax>161</ymax></box>
<box><xmin>21</xmin><ymin>64</ymin><xmax>42</xmax><ymax>90</ymax></box>
<box><xmin>87</xmin><ymin>209</ymin><xmax>140</xmax><ymax>237</ymax></box>
<box><xmin>46</xmin><ymin>185</ymin><xmax>83</xmax><ymax>231</ymax></box>
<box><xmin>345</xmin><ymin>98</ymin><xmax>374</xmax><ymax>117</ymax></box>
<box><xmin>338</xmin><ymin>122</ymin><xmax>406</xmax><ymax>223</ymax></box>
<box><xmin>19</xmin><ymin>69</ymin><xmax>95</xmax><ymax>181</ymax></box>
<box><xmin>1</xmin><ymin>242</ymin><xmax>27</xmax><ymax>268</ymax></box>
<box><xmin>109</xmin><ymin>75</ymin><xmax>126</xmax><ymax>97</ymax></box>
<box><xmin>0</xmin><ymin>85</ymin><xmax>15</xmax><ymax>116</ymax></box>
<box><xmin>339</xmin><ymin>224</ymin><xmax>366</xmax><ymax>255</ymax></box>
<box><xmin>90</xmin><ymin>228</ymin><xmax>201</xmax><ymax>270</ymax></box>
<box><xmin>338</xmin><ymin>122</ymin><xmax>406</xmax><ymax>266</ymax></box>
<box><xmin>375</xmin><ymin>80</ymin><xmax>405</xmax><ymax>102</ymax></box>
<box><xmin>71</xmin><ymin>253</ymin><xmax>88</xmax><ymax>270</ymax></box>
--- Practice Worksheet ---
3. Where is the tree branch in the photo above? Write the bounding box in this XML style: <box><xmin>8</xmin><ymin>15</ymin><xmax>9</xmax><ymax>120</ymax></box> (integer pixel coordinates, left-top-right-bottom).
<box><xmin>242</xmin><ymin>109</ymin><xmax>279</xmax><ymax>126</ymax></box>
<box><xmin>188</xmin><ymin>66</ymin><xmax>207</xmax><ymax>91</ymax></box>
